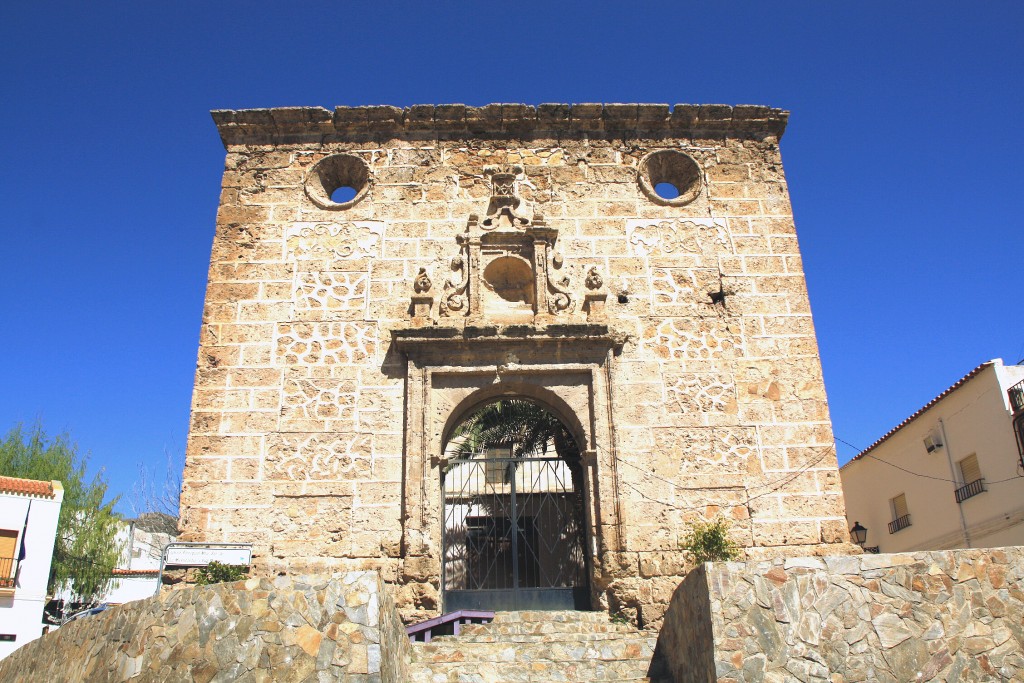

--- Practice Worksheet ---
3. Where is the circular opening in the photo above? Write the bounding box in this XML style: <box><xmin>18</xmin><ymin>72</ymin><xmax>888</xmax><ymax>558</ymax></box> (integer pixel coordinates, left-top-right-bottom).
<box><xmin>638</xmin><ymin>150</ymin><xmax>703</xmax><ymax>206</ymax></box>
<box><xmin>304</xmin><ymin>153</ymin><xmax>370</xmax><ymax>209</ymax></box>
<box><xmin>330</xmin><ymin>186</ymin><xmax>358</xmax><ymax>204</ymax></box>
<box><xmin>654</xmin><ymin>182</ymin><xmax>680</xmax><ymax>200</ymax></box>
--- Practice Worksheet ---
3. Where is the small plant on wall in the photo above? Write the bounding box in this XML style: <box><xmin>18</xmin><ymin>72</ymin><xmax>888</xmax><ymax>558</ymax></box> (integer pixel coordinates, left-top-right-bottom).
<box><xmin>681</xmin><ymin>518</ymin><xmax>741</xmax><ymax>564</ymax></box>
<box><xmin>194</xmin><ymin>561</ymin><xmax>249</xmax><ymax>585</ymax></box>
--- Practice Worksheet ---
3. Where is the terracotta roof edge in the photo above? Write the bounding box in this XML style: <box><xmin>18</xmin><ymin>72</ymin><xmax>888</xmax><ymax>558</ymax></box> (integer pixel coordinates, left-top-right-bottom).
<box><xmin>0</xmin><ymin>475</ymin><xmax>60</xmax><ymax>498</ymax></box>
<box><xmin>843</xmin><ymin>360</ymin><xmax>999</xmax><ymax>468</ymax></box>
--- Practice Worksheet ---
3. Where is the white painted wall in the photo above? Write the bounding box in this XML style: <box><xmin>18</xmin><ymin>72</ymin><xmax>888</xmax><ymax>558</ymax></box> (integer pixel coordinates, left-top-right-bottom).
<box><xmin>103</xmin><ymin>523</ymin><xmax>174</xmax><ymax>603</ymax></box>
<box><xmin>52</xmin><ymin>520</ymin><xmax>175</xmax><ymax>608</ymax></box>
<box><xmin>841</xmin><ymin>360</ymin><xmax>1024</xmax><ymax>553</ymax></box>
<box><xmin>0</xmin><ymin>482</ymin><xmax>63</xmax><ymax>660</ymax></box>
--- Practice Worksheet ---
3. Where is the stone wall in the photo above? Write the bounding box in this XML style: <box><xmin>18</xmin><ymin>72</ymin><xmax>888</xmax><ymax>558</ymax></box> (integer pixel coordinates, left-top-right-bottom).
<box><xmin>655</xmin><ymin>546</ymin><xmax>1024</xmax><ymax>682</ymax></box>
<box><xmin>0</xmin><ymin>572</ymin><xmax>410</xmax><ymax>683</ymax></box>
<box><xmin>183</xmin><ymin>102</ymin><xmax>856</xmax><ymax>624</ymax></box>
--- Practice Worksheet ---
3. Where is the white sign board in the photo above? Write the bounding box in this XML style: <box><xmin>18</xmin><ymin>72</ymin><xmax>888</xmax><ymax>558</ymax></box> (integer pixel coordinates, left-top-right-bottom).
<box><xmin>164</xmin><ymin>544</ymin><xmax>252</xmax><ymax>568</ymax></box>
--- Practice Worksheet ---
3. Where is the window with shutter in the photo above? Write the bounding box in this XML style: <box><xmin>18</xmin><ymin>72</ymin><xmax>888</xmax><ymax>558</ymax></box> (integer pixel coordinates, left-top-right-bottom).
<box><xmin>0</xmin><ymin>530</ymin><xmax>17</xmax><ymax>586</ymax></box>
<box><xmin>888</xmin><ymin>493</ymin><xmax>911</xmax><ymax>533</ymax></box>
<box><xmin>954</xmin><ymin>453</ymin><xmax>986</xmax><ymax>502</ymax></box>
<box><xmin>0</xmin><ymin>531</ymin><xmax>16</xmax><ymax>561</ymax></box>
<box><xmin>958</xmin><ymin>454</ymin><xmax>982</xmax><ymax>485</ymax></box>
<box><xmin>891</xmin><ymin>493</ymin><xmax>908</xmax><ymax>520</ymax></box>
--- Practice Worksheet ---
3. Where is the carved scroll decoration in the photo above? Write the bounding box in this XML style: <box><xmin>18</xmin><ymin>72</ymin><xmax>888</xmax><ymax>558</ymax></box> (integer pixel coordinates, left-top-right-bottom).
<box><xmin>430</xmin><ymin>164</ymin><xmax>591</xmax><ymax>322</ymax></box>
<box><xmin>546</xmin><ymin>252</ymin><xmax>574</xmax><ymax>314</ymax></box>
<box><xmin>440</xmin><ymin>249</ymin><xmax>470</xmax><ymax>317</ymax></box>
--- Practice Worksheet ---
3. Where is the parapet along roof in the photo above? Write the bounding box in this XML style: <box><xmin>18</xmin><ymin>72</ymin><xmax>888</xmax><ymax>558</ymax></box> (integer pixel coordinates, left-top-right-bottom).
<box><xmin>844</xmin><ymin>360</ymin><xmax>996</xmax><ymax>466</ymax></box>
<box><xmin>0</xmin><ymin>475</ymin><xmax>59</xmax><ymax>498</ymax></box>
<box><xmin>211</xmin><ymin>103</ymin><xmax>789</xmax><ymax>147</ymax></box>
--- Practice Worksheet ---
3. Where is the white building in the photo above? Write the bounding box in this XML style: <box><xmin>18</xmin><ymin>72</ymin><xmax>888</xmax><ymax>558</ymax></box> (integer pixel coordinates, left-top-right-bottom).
<box><xmin>52</xmin><ymin>513</ymin><xmax>176</xmax><ymax>613</ymax></box>
<box><xmin>841</xmin><ymin>358</ymin><xmax>1024</xmax><ymax>553</ymax></box>
<box><xmin>0</xmin><ymin>476</ymin><xmax>64</xmax><ymax>660</ymax></box>
<box><xmin>102</xmin><ymin>516</ymin><xmax>175</xmax><ymax>604</ymax></box>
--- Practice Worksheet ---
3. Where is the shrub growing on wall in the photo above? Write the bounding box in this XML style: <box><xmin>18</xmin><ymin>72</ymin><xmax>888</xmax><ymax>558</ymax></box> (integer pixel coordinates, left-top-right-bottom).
<box><xmin>194</xmin><ymin>561</ymin><xmax>248</xmax><ymax>585</ymax></box>
<box><xmin>682</xmin><ymin>518</ymin><xmax>741</xmax><ymax>564</ymax></box>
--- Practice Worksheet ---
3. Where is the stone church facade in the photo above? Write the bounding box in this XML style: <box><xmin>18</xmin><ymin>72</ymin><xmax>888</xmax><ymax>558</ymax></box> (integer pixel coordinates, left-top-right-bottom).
<box><xmin>181</xmin><ymin>103</ymin><xmax>855</xmax><ymax>626</ymax></box>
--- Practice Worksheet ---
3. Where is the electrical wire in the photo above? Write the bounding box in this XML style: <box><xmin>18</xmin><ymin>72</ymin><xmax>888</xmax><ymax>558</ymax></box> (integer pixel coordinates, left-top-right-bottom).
<box><xmin>612</xmin><ymin>443</ymin><xmax>835</xmax><ymax>512</ymax></box>
<box><xmin>836</xmin><ymin>435</ymin><xmax>1023</xmax><ymax>485</ymax></box>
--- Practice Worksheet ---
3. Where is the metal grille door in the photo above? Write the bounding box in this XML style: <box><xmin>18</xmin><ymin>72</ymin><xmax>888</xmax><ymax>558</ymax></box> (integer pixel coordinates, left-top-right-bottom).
<box><xmin>442</xmin><ymin>455</ymin><xmax>588</xmax><ymax>611</ymax></box>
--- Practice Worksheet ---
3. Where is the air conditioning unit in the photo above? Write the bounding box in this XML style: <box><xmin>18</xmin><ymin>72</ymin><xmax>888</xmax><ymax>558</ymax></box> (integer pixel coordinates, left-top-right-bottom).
<box><xmin>923</xmin><ymin>433</ymin><xmax>943</xmax><ymax>453</ymax></box>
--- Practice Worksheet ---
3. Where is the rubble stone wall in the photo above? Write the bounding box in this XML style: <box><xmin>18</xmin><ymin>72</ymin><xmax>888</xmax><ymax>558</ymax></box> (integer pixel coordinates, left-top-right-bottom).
<box><xmin>656</xmin><ymin>546</ymin><xmax>1024</xmax><ymax>682</ymax></box>
<box><xmin>183</xmin><ymin>103</ymin><xmax>856</xmax><ymax>625</ymax></box>
<box><xmin>0</xmin><ymin>572</ymin><xmax>410</xmax><ymax>683</ymax></box>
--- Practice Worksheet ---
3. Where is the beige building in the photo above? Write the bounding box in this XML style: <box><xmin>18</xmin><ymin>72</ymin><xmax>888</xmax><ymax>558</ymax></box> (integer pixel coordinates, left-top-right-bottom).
<box><xmin>181</xmin><ymin>103</ymin><xmax>857</xmax><ymax>625</ymax></box>
<box><xmin>841</xmin><ymin>358</ymin><xmax>1024</xmax><ymax>553</ymax></box>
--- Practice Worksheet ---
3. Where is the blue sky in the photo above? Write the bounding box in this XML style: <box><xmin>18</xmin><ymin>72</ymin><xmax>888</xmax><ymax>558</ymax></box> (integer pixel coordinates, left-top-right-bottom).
<box><xmin>2</xmin><ymin>2</ymin><xmax>1022</xmax><ymax>513</ymax></box>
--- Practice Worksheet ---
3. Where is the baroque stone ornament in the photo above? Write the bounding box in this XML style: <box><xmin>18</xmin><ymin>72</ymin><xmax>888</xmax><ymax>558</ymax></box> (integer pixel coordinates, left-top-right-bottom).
<box><xmin>481</xmin><ymin>165</ymin><xmax>533</xmax><ymax>229</ymax></box>
<box><xmin>546</xmin><ymin>253</ymin><xmax>574</xmax><ymax>314</ymax></box>
<box><xmin>436</xmin><ymin>170</ymin><xmax>583</xmax><ymax>322</ymax></box>
<box><xmin>413</xmin><ymin>267</ymin><xmax>432</xmax><ymax>293</ymax></box>
<box><xmin>585</xmin><ymin>267</ymin><xmax>604</xmax><ymax>291</ymax></box>
<box><xmin>410</xmin><ymin>266</ymin><xmax>435</xmax><ymax>323</ymax></box>
<box><xmin>440</xmin><ymin>254</ymin><xmax>468</xmax><ymax>316</ymax></box>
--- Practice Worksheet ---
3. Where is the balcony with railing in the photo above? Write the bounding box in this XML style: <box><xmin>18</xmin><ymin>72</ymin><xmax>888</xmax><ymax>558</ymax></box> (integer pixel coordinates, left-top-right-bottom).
<box><xmin>955</xmin><ymin>478</ymin><xmax>986</xmax><ymax>503</ymax></box>
<box><xmin>1010</xmin><ymin>379</ymin><xmax>1024</xmax><ymax>414</ymax></box>
<box><xmin>888</xmin><ymin>514</ymin><xmax>912</xmax><ymax>534</ymax></box>
<box><xmin>0</xmin><ymin>557</ymin><xmax>16</xmax><ymax>589</ymax></box>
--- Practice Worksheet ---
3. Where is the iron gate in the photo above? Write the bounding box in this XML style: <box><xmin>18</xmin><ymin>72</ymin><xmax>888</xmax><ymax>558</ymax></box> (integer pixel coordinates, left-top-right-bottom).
<box><xmin>441</xmin><ymin>454</ymin><xmax>589</xmax><ymax>611</ymax></box>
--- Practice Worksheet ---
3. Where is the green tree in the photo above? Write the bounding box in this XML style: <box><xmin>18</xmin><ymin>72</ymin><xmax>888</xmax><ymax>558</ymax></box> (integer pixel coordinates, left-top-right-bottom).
<box><xmin>681</xmin><ymin>517</ymin><xmax>742</xmax><ymax>564</ymax></box>
<box><xmin>0</xmin><ymin>424</ymin><xmax>125</xmax><ymax>602</ymax></box>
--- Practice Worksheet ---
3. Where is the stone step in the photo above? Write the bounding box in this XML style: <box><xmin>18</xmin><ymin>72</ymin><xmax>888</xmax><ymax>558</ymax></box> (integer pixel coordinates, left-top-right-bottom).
<box><xmin>412</xmin><ymin>636</ymin><xmax>655</xmax><ymax>664</ymax></box>
<box><xmin>458</xmin><ymin>621</ymin><xmax>638</xmax><ymax>636</ymax></box>
<box><xmin>429</xmin><ymin>631</ymin><xmax>653</xmax><ymax>644</ymax></box>
<box><xmin>408</xmin><ymin>610</ymin><xmax>671</xmax><ymax>683</ymax></box>
<box><xmin>408</xmin><ymin>658</ymin><xmax>664</xmax><ymax>683</ymax></box>
<box><xmin>488</xmin><ymin>610</ymin><xmax>619</xmax><ymax>624</ymax></box>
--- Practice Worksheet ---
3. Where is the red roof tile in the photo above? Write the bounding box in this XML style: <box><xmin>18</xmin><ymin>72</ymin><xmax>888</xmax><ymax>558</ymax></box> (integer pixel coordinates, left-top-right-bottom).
<box><xmin>111</xmin><ymin>568</ymin><xmax>160</xmax><ymax>577</ymax></box>
<box><xmin>0</xmin><ymin>476</ymin><xmax>55</xmax><ymax>498</ymax></box>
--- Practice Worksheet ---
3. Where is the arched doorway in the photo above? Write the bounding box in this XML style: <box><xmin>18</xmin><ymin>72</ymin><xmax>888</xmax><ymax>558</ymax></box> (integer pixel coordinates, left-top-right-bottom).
<box><xmin>440</xmin><ymin>398</ymin><xmax>590</xmax><ymax>611</ymax></box>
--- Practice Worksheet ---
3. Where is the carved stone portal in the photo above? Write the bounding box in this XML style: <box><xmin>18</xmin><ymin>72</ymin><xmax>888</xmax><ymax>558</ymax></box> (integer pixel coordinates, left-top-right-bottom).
<box><xmin>432</xmin><ymin>165</ymin><xmax>577</xmax><ymax>324</ymax></box>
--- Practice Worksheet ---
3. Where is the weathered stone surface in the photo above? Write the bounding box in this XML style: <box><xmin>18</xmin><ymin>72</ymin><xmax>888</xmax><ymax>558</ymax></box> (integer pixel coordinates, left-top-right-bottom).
<box><xmin>655</xmin><ymin>547</ymin><xmax>1024</xmax><ymax>682</ymax></box>
<box><xmin>0</xmin><ymin>572</ymin><xmax>410</xmax><ymax>683</ymax></box>
<box><xmin>182</xmin><ymin>101</ymin><xmax>857</xmax><ymax>626</ymax></box>
<box><xmin>410</xmin><ymin>610</ymin><xmax>667</xmax><ymax>682</ymax></box>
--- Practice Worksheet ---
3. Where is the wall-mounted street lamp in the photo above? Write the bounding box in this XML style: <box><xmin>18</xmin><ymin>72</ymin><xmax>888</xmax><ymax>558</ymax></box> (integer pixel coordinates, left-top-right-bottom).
<box><xmin>850</xmin><ymin>521</ymin><xmax>879</xmax><ymax>554</ymax></box>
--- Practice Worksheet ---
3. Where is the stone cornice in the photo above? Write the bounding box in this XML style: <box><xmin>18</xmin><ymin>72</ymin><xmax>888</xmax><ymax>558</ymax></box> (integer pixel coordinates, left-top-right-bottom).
<box><xmin>211</xmin><ymin>103</ymin><xmax>788</xmax><ymax>148</ymax></box>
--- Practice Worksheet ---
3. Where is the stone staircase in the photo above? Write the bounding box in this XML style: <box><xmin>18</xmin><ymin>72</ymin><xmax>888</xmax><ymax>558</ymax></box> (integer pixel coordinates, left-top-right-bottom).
<box><xmin>408</xmin><ymin>610</ymin><xmax>672</xmax><ymax>682</ymax></box>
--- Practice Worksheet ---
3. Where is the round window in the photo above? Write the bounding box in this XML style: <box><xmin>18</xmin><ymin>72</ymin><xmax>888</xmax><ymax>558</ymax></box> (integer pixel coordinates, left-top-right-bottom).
<box><xmin>304</xmin><ymin>153</ymin><xmax>371</xmax><ymax>209</ymax></box>
<box><xmin>637</xmin><ymin>150</ymin><xmax>703</xmax><ymax>206</ymax></box>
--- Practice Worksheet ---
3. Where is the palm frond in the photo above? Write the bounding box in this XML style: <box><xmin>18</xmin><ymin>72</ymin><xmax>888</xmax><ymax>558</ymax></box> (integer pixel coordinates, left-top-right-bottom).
<box><xmin>447</xmin><ymin>399</ymin><xmax>579</xmax><ymax>463</ymax></box>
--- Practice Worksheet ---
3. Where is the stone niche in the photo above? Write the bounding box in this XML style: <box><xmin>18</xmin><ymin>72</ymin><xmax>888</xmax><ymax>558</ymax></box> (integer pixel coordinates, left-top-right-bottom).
<box><xmin>181</xmin><ymin>103</ymin><xmax>858</xmax><ymax>627</ymax></box>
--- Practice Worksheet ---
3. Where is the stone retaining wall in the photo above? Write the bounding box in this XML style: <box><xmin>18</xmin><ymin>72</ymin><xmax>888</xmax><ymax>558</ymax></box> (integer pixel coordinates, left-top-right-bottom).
<box><xmin>655</xmin><ymin>546</ymin><xmax>1024</xmax><ymax>682</ymax></box>
<box><xmin>0</xmin><ymin>571</ymin><xmax>410</xmax><ymax>682</ymax></box>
